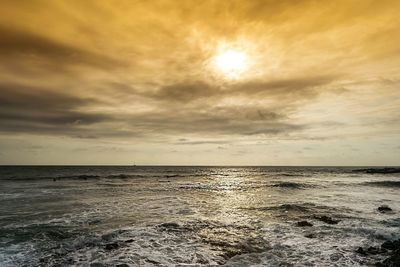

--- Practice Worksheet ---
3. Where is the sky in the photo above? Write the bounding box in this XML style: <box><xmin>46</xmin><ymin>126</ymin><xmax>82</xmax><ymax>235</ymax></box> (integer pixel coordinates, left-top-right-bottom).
<box><xmin>0</xmin><ymin>0</ymin><xmax>399</xmax><ymax>165</ymax></box>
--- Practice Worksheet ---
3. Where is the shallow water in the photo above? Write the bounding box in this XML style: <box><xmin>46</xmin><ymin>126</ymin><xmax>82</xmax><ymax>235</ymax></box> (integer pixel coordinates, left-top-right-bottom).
<box><xmin>0</xmin><ymin>166</ymin><xmax>399</xmax><ymax>266</ymax></box>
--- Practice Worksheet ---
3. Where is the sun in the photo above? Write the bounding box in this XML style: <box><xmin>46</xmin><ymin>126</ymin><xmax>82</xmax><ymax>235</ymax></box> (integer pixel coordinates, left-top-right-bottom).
<box><xmin>214</xmin><ymin>49</ymin><xmax>248</xmax><ymax>79</ymax></box>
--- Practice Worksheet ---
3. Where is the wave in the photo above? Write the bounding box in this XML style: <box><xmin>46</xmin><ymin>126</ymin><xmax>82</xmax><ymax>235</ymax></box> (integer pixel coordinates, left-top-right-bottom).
<box><xmin>259</xmin><ymin>203</ymin><xmax>312</xmax><ymax>212</ymax></box>
<box><xmin>246</xmin><ymin>202</ymin><xmax>349</xmax><ymax>215</ymax></box>
<box><xmin>277</xmin><ymin>173</ymin><xmax>310</xmax><ymax>177</ymax></box>
<box><xmin>2</xmin><ymin>174</ymin><xmax>101</xmax><ymax>181</ymax></box>
<box><xmin>69</xmin><ymin>174</ymin><xmax>100</xmax><ymax>180</ymax></box>
<box><xmin>382</xmin><ymin>218</ymin><xmax>400</xmax><ymax>227</ymax></box>
<box><xmin>353</xmin><ymin>168</ymin><xmax>400</xmax><ymax>174</ymax></box>
<box><xmin>178</xmin><ymin>184</ymin><xmax>213</xmax><ymax>191</ymax></box>
<box><xmin>7</xmin><ymin>220</ymin><xmax>267</xmax><ymax>266</ymax></box>
<box><xmin>270</xmin><ymin>182</ymin><xmax>315</xmax><ymax>189</ymax></box>
<box><xmin>162</xmin><ymin>174</ymin><xmax>185</xmax><ymax>178</ymax></box>
<box><xmin>155</xmin><ymin>220</ymin><xmax>267</xmax><ymax>262</ymax></box>
<box><xmin>105</xmin><ymin>174</ymin><xmax>145</xmax><ymax>179</ymax></box>
<box><xmin>362</xmin><ymin>181</ymin><xmax>400</xmax><ymax>188</ymax></box>
<box><xmin>173</xmin><ymin>181</ymin><xmax>317</xmax><ymax>192</ymax></box>
<box><xmin>0</xmin><ymin>224</ymin><xmax>79</xmax><ymax>244</ymax></box>
<box><xmin>106</xmin><ymin>174</ymin><xmax>131</xmax><ymax>179</ymax></box>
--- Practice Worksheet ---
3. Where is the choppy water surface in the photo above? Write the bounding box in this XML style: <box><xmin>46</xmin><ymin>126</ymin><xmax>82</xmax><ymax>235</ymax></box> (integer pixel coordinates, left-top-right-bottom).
<box><xmin>0</xmin><ymin>166</ymin><xmax>399</xmax><ymax>266</ymax></box>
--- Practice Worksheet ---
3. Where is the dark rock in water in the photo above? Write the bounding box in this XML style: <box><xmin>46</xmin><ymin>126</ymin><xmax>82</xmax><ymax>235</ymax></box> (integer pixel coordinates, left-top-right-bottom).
<box><xmin>77</xmin><ymin>174</ymin><xmax>100</xmax><ymax>180</ymax></box>
<box><xmin>105</xmin><ymin>243</ymin><xmax>120</xmax><ymax>250</ymax></box>
<box><xmin>271</xmin><ymin>182</ymin><xmax>304</xmax><ymax>189</ymax></box>
<box><xmin>305</xmin><ymin>233</ymin><xmax>316</xmax><ymax>239</ymax></box>
<box><xmin>296</xmin><ymin>221</ymin><xmax>313</xmax><ymax>227</ymax></box>
<box><xmin>314</xmin><ymin>215</ymin><xmax>340</xmax><ymax>225</ymax></box>
<box><xmin>116</xmin><ymin>264</ymin><xmax>130</xmax><ymax>267</ymax></box>
<box><xmin>378</xmin><ymin>205</ymin><xmax>393</xmax><ymax>213</ymax></box>
<box><xmin>124</xmin><ymin>239</ymin><xmax>134</xmax><ymax>243</ymax></box>
<box><xmin>146</xmin><ymin>259</ymin><xmax>160</xmax><ymax>264</ymax></box>
<box><xmin>367</xmin><ymin>246</ymin><xmax>381</xmax><ymax>255</ymax></box>
<box><xmin>356</xmin><ymin>247</ymin><xmax>367</xmax><ymax>255</ymax></box>
<box><xmin>376</xmin><ymin>249</ymin><xmax>400</xmax><ymax>267</ymax></box>
<box><xmin>382</xmin><ymin>239</ymin><xmax>400</xmax><ymax>250</ymax></box>
<box><xmin>101</xmin><ymin>229</ymin><xmax>124</xmax><ymax>241</ymax></box>
<box><xmin>353</xmin><ymin>168</ymin><xmax>400</xmax><ymax>174</ymax></box>
<box><xmin>356</xmin><ymin>245</ymin><xmax>387</xmax><ymax>256</ymax></box>
<box><xmin>87</xmin><ymin>219</ymin><xmax>102</xmax><ymax>225</ymax></box>
<box><xmin>330</xmin><ymin>252</ymin><xmax>343</xmax><ymax>261</ymax></box>
<box><xmin>158</xmin><ymin>222</ymin><xmax>180</xmax><ymax>229</ymax></box>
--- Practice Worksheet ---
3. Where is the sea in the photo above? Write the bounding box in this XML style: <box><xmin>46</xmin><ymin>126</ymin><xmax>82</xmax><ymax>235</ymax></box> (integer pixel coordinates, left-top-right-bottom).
<box><xmin>0</xmin><ymin>166</ymin><xmax>399</xmax><ymax>266</ymax></box>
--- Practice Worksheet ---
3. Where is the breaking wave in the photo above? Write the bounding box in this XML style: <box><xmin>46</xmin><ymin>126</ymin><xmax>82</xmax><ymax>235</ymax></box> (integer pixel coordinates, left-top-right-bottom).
<box><xmin>362</xmin><ymin>181</ymin><xmax>400</xmax><ymax>188</ymax></box>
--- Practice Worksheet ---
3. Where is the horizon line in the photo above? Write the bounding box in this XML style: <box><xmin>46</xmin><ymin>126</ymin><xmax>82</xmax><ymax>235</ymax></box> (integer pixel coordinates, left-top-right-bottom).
<box><xmin>0</xmin><ymin>165</ymin><xmax>399</xmax><ymax>167</ymax></box>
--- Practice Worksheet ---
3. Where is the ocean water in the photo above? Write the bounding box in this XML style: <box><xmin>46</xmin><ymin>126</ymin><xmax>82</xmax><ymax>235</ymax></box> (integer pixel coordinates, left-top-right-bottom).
<box><xmin>0</xmin><ymin>166</ymin><xmax>399</xmax><ymax>266</ymax></box>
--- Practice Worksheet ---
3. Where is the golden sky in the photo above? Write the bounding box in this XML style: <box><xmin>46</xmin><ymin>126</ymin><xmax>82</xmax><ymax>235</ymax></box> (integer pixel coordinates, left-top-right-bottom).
<box><xmin>0</xmin><ymin>0</ymin><xmax>399</xmax><ymax>165</ymax></box>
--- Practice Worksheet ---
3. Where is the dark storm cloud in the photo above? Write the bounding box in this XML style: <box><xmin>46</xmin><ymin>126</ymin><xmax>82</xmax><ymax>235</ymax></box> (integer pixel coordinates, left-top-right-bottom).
<box><xmin>0</xmin><ymin>83</ymin><xmax>93</xmax><ymax>110</ymax></box>
<box><xmin>140</xmin><ymin>74</ymin><xmax>337</xmax><ymax>104</ymax></box>
<box><xmin>0</xmin><ymin>83</ymin><xmax>111</xmax><ymax>135</ymax></box>
<box><xmin>121</xmin><ymin>107</ymin><xmax>303</xmax><ymax>137</ymax></box>
<box><xmin>150</xmin><ymin>81</ymin><xmax>215</xmax><ymax>102</ymax></box>
<box><xmin>0</xmin><ymin>75</ymin><xmax>325</xmax><ymax>138</ymax></box>
<box><xmin>0</xmin><ymin>26</ymin><xmax>124</xmax><ymax>69</ymax></box>
<box><xmin>0</xmin><ymin>83</ymin><xmax>292</xmax><ymax>139</ymax></box>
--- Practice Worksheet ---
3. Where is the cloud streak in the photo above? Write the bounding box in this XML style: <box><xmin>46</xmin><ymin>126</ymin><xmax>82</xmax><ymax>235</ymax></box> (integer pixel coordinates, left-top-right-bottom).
<box><xmin>0</xmin><ymin>83</ymin><xmax>111</xmax><ymax>136</ymax></box>
<box><xmin>0</xmin><ymin>26</ymin><xmax>124</xmax><ymax>70</ymax></box>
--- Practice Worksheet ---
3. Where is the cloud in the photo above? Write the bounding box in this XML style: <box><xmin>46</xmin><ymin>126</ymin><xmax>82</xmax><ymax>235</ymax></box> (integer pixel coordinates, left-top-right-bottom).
<box><xmin>118</xmin><ymin>106</ymin><xmax>304</xmax><ymax>137</ymax></box>
<box><xmin>0</xmin><ymin>81</ymin><xmax>306</xmax><ymax>139</ymax></box>
<box><xmin>175</xmin><ymin>140</ymin><xmax>231</xmax><ymax>145</ymax></box>
<box><xmin>137</xmin><ymin>74</ymin><xmax>337</xmax><ymax>107</ymax></box>
<box><xmin>0</xmin><ymin>26</ymin><xmax>125</xmax><ymax>71</ymax></box>
<box><xmin>0</xmin><ymin>82</ymin><xmax>112</xmax><ymax>135</ymax></box>
<box><xmin>0</xmin><ymin>73</ymin><xmax>341</xmax><ymax>139</ymax></box>
<box><xmin>149</xmin><ymin>81</ymin><xmax>215</xmax><ymax>102</ymax></box>
<box><xmin>231</xmin><ymin>75</ymin><xmax>337</xmax><ymax>97</ymax></box>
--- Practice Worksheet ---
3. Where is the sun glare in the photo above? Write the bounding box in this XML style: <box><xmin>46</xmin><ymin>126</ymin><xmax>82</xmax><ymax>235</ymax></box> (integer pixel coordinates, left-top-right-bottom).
<box><xmin>214</xmin><ymin>49</ymin><xmax>248</xmax><ymax>78</ymax></box>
